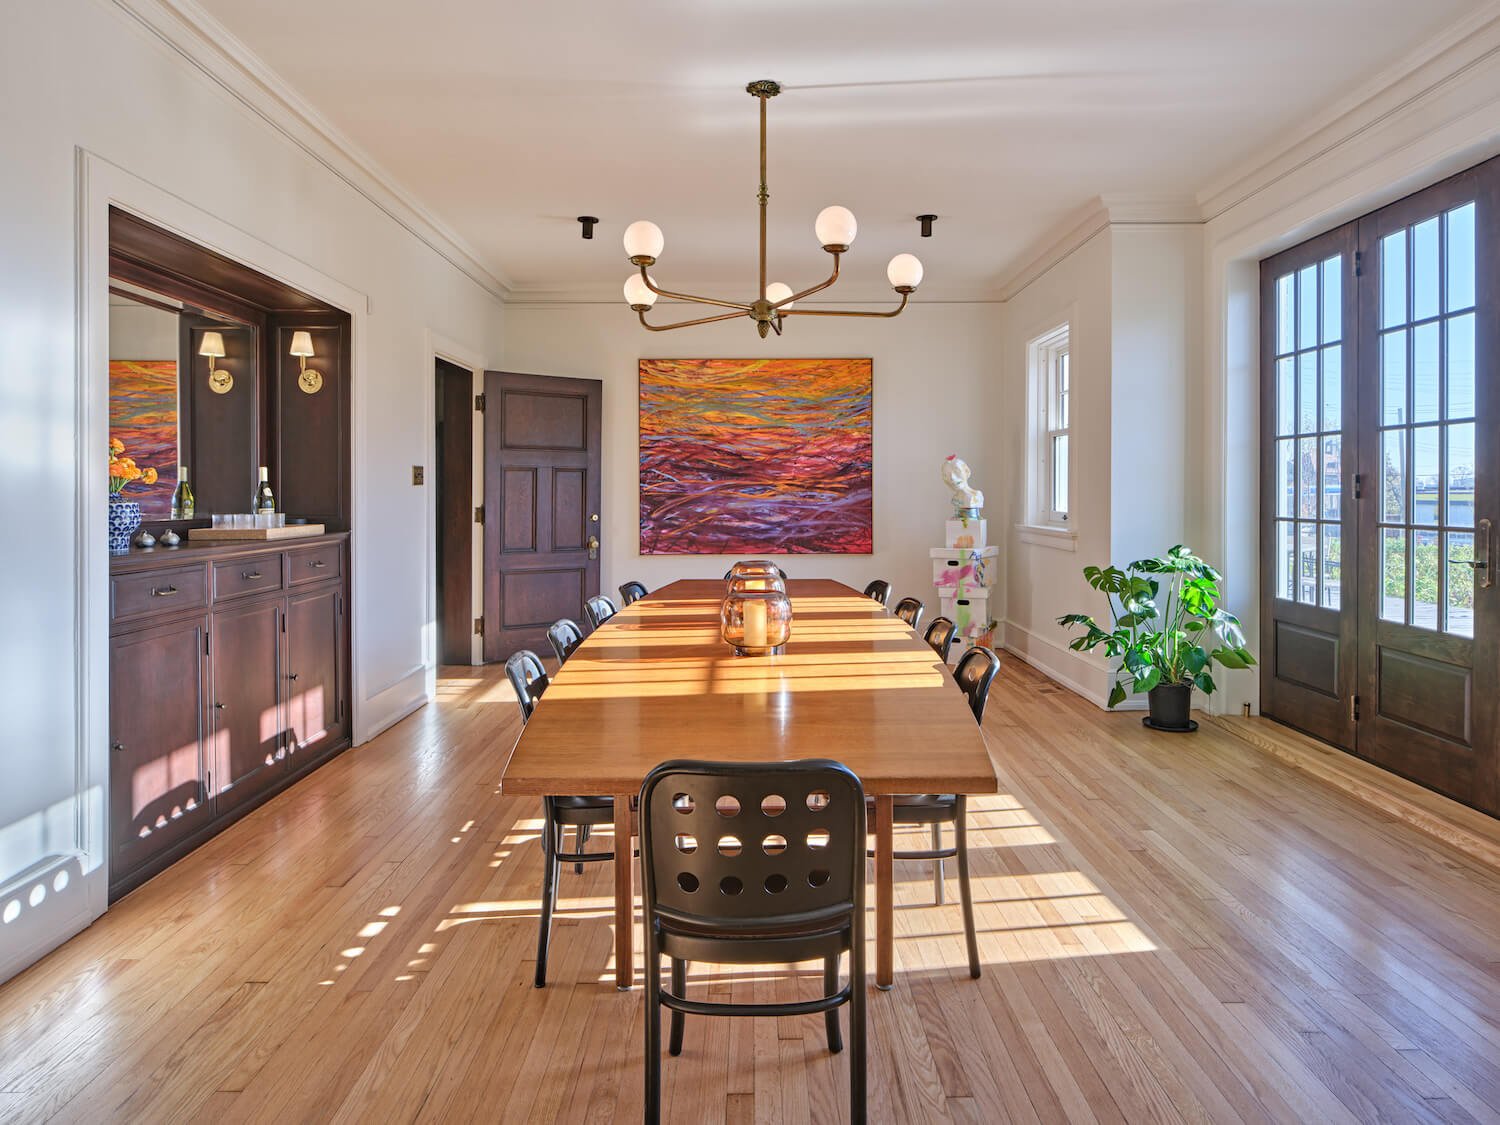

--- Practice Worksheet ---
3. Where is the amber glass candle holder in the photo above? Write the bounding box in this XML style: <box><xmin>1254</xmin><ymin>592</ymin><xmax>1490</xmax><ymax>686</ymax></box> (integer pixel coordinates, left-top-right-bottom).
<box><xmin>721</xmin><ymin>589</ymin><xmax>793</xmax><ymax>656</ymax></box>
<box><xmin>726</xmin><ymin>573</ymin><xmax>785</xmax><ymax>595</ymax></box>
<box><xmin>727</xmin><ymin>560</ymin><xmax>782</xmax><ymax>583</ymax></box>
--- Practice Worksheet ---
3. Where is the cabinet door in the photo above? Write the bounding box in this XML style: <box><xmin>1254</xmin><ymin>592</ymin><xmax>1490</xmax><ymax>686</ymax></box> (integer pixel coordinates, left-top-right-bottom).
<box><xmin>211</xmin><ymin>599</ymin><xmax>285</xmax><ymax>813</ymax></box>
<box><xmin>109</xmin><ymin>615</ymin><xmax>212</xmax><ymax>884</ymax></box>
<box><xmin>285</xmin><ymin>585</ymin><xmax>347</xmax><ymax>760</ymax></box>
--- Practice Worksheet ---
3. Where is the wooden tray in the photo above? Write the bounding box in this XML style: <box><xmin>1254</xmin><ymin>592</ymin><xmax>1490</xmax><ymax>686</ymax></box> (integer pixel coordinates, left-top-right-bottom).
<box><xmin>189</xmin><ymin>523</ymin><xmax>326</xmax><ymax>542</ymax></box>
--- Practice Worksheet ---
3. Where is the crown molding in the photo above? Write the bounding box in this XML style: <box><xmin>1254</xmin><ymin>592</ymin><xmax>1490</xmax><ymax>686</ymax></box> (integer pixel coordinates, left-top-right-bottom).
<box><xmin>1197</xmin><ymin>0</ymin><xmax>1500</xmax><ymax>221</ymax></box>
<box><xmin>504</xmin><ymin>281</ymin><xmax>1005</xmax><ymax>307</ymax></box>
<box><xmin>109</xmin><ymin>0</ymin><xmax>513</xmax><ymax>301</ymax></box>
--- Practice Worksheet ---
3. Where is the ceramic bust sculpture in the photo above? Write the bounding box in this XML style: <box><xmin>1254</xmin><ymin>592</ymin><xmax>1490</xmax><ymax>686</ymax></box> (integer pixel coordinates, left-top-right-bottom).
<box><xmin>941</xmin><ymin>454</ymin><xmax>984</xmax><ymax>512</ymax></box>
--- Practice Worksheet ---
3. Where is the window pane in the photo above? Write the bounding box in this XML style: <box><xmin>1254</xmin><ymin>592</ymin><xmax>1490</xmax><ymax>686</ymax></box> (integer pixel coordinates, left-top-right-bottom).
<box><xmin>1276</xmin><ymin>438</ymin><xmax>1295</xmax><ymax>518</ymax></box>
<box><xmin>1447</xmin><ymin>422</ymin><xmax>1475</xmax><ymax>528</ymax></box>
<box><xmin>1412</xmin><ymin>216</ymin><xmax>1439</xmax><ymax>322</ymax></box>
<box><xmin>1381</xmin><ymin>529</ymin><xmax>1407</xmax><ymax>622</ymax></box>
<box><xmin>1298</xmin><ymin>522</ymin><xmax>1318</xmax><ymax>605</ymax></box>
<box><xmin>1382</xmin><ymin>429</ymin><xmax>1406</xmax><ymax>523</ymax></box>
<box><xmin>1447</xmin><ymin>313</ymin><xmax>1475</xmax><ymax>419</ymax></box>
<box><xmin>1298</xmin><ymin>437</ymin><xmax>1318</xmax><ymax>519</ymax></box>
<box><xmin>1052</xmin><ymin>435</ymin><xmax>1069</xmax><ymax>515</ymax></box>
<box><xmin>1413</xmin><ymin>426</ymin><xmax>1439</xmax><ymax>527</ymax></box>
<box><xmin>1298</xmin><ymin>265</ymin><xmax>1317</xmax><ymax>350</ymax></box>
<box><xmin>1321</xmin><ymin>524</ymin><xmax>1341</xmax><ymax>610</ymax></box>
<box><xmin>1412</xmin><ymin>529</ymin><xmax>1440</xmax><ymax>630</ymax></box>
<box><xmin>1447</xmin><ymin>531</ymin><xmax>1475</xmax><ymax>637</ymax></box>
<box><xmin>1321</xmin><ymin>435</ymin><xmax>1341</xmax><ymax>520</ymax></box>
<box><xmin>1412</xmin><ymin>321</ymin><xmax>1439</xmax><ymax>424</ymax></box>
<box><xmin>1299</xmin><ymin>351</ymin><xmax>1318</xmax><ymax>434</ymax></box>
<box><xmin>1277</xmin><ymin>273</ymin><xmax>1295</xmax><ymax>355</ymax></box>
<box><xmin>1277</xmin><ymin>357</ymin><xmax>1295</xmax><ymax>436</ymax></box>
<box><xmin>1321</xmin><ymin>345</ymin><xmax>1342</xmax><ymax>432</ymax></box>
<box><xmin>1058</xmin><ymin>352</ymin><xmax>1070</xmax><ymax>428</ymax></box>
<box><xmin>1321</xmin><ymin>256</ymin><xmax>1342</xmax><ymax>344</ymax></box>
<box><xmin>1381</xmin><ymin>229</ymin><xmax>1407</xmax><ymax>329</ymax></box>
<box><xmin>1381</xmin><ymin>329</ymin><xmax>1407</xmax><ymax>426</ymax></box>
<box><xmin>1277</xmin><ymin>520</ymin><xmax>1294</xmax><ymax>601</ymax></box>
<box><xmin>1446</xmin><ymin>202</ymin><xmax>1475</xmax><ymax>312</ymax></box>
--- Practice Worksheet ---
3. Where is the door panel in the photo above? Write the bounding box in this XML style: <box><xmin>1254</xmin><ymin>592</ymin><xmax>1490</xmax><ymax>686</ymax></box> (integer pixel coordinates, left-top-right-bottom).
<box><xmin>211</xmin><ymin>599</ymin><xmax>285</xmax><ymax>813</ymax></box>
<box><xmin>286</xmin><ymin>586</ymin><xmax>346</xmax><ymax>759</ymax></box>
<box><xmin>435</xmin><ymin>360</ymin><xmax>475</xmax><ymax>665</ymax></box>
<box><xmin>483</xmin><ymin>371</ymin><xmax>603</xmax><ymax>661</ymax></box>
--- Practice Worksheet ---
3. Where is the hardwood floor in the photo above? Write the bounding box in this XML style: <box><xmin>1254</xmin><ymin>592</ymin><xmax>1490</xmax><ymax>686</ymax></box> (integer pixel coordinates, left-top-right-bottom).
<box><xmin>3</xmin><ymin>657</ymin><xmax>1499</xmax><ymax>1123</ymax></box>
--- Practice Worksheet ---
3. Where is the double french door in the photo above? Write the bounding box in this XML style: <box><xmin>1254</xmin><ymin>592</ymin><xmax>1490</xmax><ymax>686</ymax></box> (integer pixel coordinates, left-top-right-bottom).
<box><xmin>1261</xmin><ymin>158</ymin><xmax>1499</xmax><ymax>815</ymax></box>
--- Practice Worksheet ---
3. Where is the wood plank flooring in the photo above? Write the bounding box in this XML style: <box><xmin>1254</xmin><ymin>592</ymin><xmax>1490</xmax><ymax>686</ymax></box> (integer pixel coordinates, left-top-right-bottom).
<box><xmin>3</xmin><ymin>657</ymin><xmax>1499</xmax><ymax>1122</ymax></box>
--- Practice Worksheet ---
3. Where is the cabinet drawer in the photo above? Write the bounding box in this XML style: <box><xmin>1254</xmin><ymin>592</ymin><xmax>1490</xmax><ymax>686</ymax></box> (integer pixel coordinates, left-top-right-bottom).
<box><xmin>111</xmin><ymin>565</ymin><xmax>209</xmax><ymax>622</ymax></box>
<box><xmin>214</xmin><ymin>557</ymin><xmax>285</xmax><ymax>602</ymax></box>
<box><xmin>286</xmin><ymin>542</ymin><xmax>343</xmax><ymax>587</ymax></box>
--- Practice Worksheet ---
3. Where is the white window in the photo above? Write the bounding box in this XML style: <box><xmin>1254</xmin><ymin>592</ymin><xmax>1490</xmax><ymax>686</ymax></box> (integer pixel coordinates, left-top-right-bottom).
<box><xmin>1027</xmin><ymin>323</ymin><xmax>1071</xmax><ymax>529</ymax></box>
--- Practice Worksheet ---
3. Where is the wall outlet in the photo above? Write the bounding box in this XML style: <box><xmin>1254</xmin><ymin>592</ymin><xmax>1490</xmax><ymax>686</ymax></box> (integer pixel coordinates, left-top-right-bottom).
<box><xmin>412</xmin><ymin>465</ymin><xmax>424</xmax><ymax>485</ymax></box>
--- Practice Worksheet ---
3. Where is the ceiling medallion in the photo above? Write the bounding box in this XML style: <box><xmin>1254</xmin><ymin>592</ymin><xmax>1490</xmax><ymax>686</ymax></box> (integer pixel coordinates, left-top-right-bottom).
<box><xmin>622</xmin><ymin>80</ymin><xmax>925</xmax><ymax>337</ymax></box>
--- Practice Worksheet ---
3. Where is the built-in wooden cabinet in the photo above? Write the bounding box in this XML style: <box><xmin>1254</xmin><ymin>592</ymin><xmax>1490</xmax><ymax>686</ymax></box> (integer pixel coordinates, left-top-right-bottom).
<box><xmin>108</xmin><ymin>534</ymin><xmax>350</xmax><ymax>898</ymax></box>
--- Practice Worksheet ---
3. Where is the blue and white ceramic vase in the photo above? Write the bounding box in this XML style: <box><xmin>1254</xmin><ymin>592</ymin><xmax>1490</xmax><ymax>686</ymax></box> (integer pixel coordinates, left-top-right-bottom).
<box><xmin>108</xmin><ymin>496</ymin><xmax>141</xmax><ymax>555</ymax></box>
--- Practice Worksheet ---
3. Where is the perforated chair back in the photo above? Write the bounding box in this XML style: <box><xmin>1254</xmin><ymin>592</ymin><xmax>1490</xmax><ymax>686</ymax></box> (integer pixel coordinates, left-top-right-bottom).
<box><xmin>924</xmin><ymin>617</ymin><xmax>957</xmax><ymax>662</ymax></box>
<box><xmin>619</xmin><ymin>581</ymin><xmax>649</xmax><ymax>606</ymax></box>
<box><xmin>893</xmin><ymin>597</ymin><xmax>924</xmax><ymax>629</ymax></box>
<box><xmin>584</xmin><ymin>594</ymin><xmax>618</xmax><ymax>630</ymax></box>
<box><xmin>640</xmin><ymin>760</ymin><xmax>865</xmax><ymax>928</ymax></box>
<box><xmin>505</xmin><ymin>649</ymin><xmax>549</xmax><ymax>724</ymax></box>
<box><xmin>954</xmin><ymin>645</ymin><xmax>1000</xmax><ymax>724</ymax></box>
<box><xmin>863</xmin><ymin>579</ymin><xmax>893</xmax><ymax>607</ymax></box>
<box><xmin>547</xmin><ymin>618</ymin><xmax>585</xmax><ymax>666</ymax></box>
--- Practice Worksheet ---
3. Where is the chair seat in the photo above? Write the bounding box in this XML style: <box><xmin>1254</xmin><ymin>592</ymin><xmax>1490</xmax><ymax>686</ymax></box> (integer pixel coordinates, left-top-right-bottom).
<box><xmin>550</xmin><ymin>795</ymin><xmax>615</xmax><ymax>826</ymax></box>
<box><xmin>867</xmin><ymin>793</ymin><xmax>957</xmax><ymax>825</ymax></box>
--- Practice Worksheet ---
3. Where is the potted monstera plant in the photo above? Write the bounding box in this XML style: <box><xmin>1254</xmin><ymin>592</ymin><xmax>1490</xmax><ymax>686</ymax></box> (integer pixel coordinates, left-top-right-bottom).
<box><xmin>1057</xmin><ymin>545</ymin><xmax>1255</xmax><ymax>731</ymax></box>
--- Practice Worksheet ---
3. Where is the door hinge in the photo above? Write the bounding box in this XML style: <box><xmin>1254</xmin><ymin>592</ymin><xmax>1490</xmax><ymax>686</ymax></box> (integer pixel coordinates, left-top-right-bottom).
<box><xmin>474</xmin><ymin>616</ymin><xmax>485</xmax><ymax>637</ymax></box>
<box><xmin>1353</xmin><ymin>473</ymin><xmax>1362</xmax><ymax>500</ymax></box>
<box><xmin>475</xmin><ymin>393</ymin><xmax>486</xmax><ymax>412</ymax></box>
<box><xmin>474</xmin><ymin>505</ymin><xmax>485</xmax><ymax>524</ymax></box>
<box><xmin>1349</xmin><ymin>694</ymin><xmax>1360</xmax><ymax>722</ymax></box>
<box><xmin>1354</xmin><ymin>250</ymin><xmax>1363</xmax><ymax>278</ymax></box>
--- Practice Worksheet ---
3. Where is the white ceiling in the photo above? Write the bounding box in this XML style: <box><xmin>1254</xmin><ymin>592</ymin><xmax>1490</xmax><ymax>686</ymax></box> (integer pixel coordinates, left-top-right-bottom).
<box><xmin>195</xmin><ymin>0</ymin><xmax>1483</xmax><ymax>301</ymax></box>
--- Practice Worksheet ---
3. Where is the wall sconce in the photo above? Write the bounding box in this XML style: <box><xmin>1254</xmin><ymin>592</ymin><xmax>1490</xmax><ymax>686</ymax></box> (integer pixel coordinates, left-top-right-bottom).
<box><xmin>289</xmin><ymin>330</ymin><xmax>322</xmax><ymax>394</ymax></box>
<box><xmin>199</xmin><ymin>331</ymin><xmax>231</xmax><ymax>394</ymax></box>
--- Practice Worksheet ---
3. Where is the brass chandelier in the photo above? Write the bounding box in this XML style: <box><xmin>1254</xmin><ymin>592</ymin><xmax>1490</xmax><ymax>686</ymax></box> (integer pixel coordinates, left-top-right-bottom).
<box><xmin>622</xmin><ymin>80</ymin><xmax>925</xmax><ymax>337</ymax></box>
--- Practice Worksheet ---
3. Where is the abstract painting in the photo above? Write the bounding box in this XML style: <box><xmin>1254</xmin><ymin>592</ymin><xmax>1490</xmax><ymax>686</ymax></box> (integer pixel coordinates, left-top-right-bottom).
<box><xmin>639</xmin><ymin>358</ymin><xmax>872</xmax><ymax>554</ymax></box>
<box><xmin>109</xmin><ymin>360</ymin><xmax>179</xmax><ymax>516</ymax></box>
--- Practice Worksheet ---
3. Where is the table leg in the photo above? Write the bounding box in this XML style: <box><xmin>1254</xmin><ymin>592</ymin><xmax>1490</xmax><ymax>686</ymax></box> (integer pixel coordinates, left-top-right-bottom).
<box><xmin>614</xmin><ymin>793</ymin><xmax>634</xmax><ymax>991</ymax></box>
<box><xmin>874</xmin><ymin>794</ymin><xmax>894</xmax><ymax>990</ymax></box>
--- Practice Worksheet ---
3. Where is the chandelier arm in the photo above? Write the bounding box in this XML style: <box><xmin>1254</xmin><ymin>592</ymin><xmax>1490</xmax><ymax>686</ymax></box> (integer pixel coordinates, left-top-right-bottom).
<box><xmin>776</xmin><ymin>253</ymin><xmax>842</xmax><ymax>308</ymax></box>
<box><xmin>779</xmin><ymin>292</ymin><xmax>911</xmax><ymax>319</ymax></box>
<box><xmin>640</xmin><ymin>267</ymin><xmax>753</xmax><ymax>312</ymax></box>
<box><xmin>758</xmin><ymin>90</ymin><xmax>769</xmax><ymax>306</ymax></box>
<box><xmin>638</xmin><ymin>307</ymin><xmax>750</xmax><ymax>332</ymax></box>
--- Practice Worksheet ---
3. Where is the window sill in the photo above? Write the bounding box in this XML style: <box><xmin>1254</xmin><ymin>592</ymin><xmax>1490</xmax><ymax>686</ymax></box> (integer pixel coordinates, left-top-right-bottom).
<box><xmin>1015</xmin><ymin>523</ymin><xmax>1077</xmax><ymax>551</ymax></box>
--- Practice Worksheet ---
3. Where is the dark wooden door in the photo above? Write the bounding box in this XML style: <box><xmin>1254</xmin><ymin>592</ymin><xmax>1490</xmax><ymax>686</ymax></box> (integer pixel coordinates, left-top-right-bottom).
<box><xmin>436</xmin><ymin>359</ymin><xmax>475</xmax><ymax>665</ymax></box>
<box><xmin>1355</xmin><ymin>163</ymin><xmax>1499</xmax><ymax>813</ymax></box>
<box><xmin>210</xmin><ymin>599</ymin><xmax>285</xmax><ymax>812</ymax></box>
<box><xmin>285</xmin><ymin>585</ymin><xmax>347</xmax><ymax>760</ymax></box>
<box><xmin>1260</xmin><ymin>223</ymin><xmax>1360</xmax><ymax>749</ymax></box>
<box><xmin>109</xmin><ymin>615</ymin><xmax>213</xmax><ymax>882</ymax></box>
<box><xmin>482</xmin><ymin>371</ymin><xmax>603</xmax><ymax>661</ymax></box>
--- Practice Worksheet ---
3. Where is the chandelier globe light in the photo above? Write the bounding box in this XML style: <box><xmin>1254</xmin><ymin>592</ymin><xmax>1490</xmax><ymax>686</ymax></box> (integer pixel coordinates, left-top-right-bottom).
<box><xmin>621</xmin><ymin>80</ymin><xmax>924</xmax><ymax>337</ymax></box>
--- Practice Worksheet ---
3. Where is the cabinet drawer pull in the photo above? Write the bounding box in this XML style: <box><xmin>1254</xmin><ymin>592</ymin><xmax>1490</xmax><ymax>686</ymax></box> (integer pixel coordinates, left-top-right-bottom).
<box><xmin>242</xmin><ymin>570</ymin><xmax>263</xmax><ymax>580</ymax></box>
<box><xmin>288</xmin><ymin>672</ymin><xmax>300</xmax><ymax>681</ymax></box>
<box><xmin>309</xmin><ymin>559</ymin><xmax>327</xmax><ymax>569</ymax></box>
<box><xmin>151</xmin><ymin>585</ymin><xmax>178</xmax><ymax>597</ymax></box>
<box><xmin>111</xmin><ymin>741</ymin><xmax>124</xmax><ymax>754</ymax></box>
<box><xmin>214</xmin><ymin>702</ymin><xmax>225</xmax><ymax>710</ymax></box>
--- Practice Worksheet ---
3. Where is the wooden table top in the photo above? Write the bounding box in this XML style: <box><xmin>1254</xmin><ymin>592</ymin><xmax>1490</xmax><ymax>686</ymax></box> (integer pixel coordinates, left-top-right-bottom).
<box><xmin>501</xmin><ymin>578</ymin><xmax>997</xmax><ymax>797</ymax></box>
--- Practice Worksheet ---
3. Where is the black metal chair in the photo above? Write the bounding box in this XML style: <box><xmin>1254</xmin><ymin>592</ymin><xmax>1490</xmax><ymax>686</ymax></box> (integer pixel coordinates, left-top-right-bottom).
<box><xmin>863</xmin><ymin>579</ymin><xmax>893</xmax><ymax>607</ymax></box>
<box><xmin>723</xmin><ymin>565</ymin><xmax>788</xmax><ymax>581</ymax></box>
<box><xmin>584</xmin><ymin>594</ymin><xmax>618</xmax><ymax>630</ymax></box>
<box><xmin>868</xmin><ymin>645</ymin><xmax>1000</xmax><ymax>981</ymax></box>
<box><xmin>924</xmin><ymin>616</ymin><xmax>957</xmax><ymax>662</ymax></box>
<box><xmin>547</xmin><ymin>618</ymin><xmax>584</xmax><ymax>666</ymax></box>
<box><xmin>619</xmin><ymin>580</ymin><xmax>649</xmax><ymax>606</ymax></box>
<box><xmin>505</xmin><ymin>650</ymin><xmax>616</xmax><ymax>988</ymax></box>
<box><xmin>893</xmin><ymin>596</ymin><xmax>924</xmax><ymax>630</ymax></box>
<box><xmin>640</xmin><ymin>759</ymin><xmax>866</xmax><ymax>1124</ymax></box>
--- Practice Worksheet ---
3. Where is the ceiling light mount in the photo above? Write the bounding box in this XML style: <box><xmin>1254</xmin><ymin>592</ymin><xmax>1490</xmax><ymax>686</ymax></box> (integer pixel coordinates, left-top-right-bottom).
<box><xmin>577</xmin><ymin>215</ymin><xmax>598</xmax><ymax>240</ymax></box>
<box><xmin>917</xmin><ymin>214</ymin><xmax>937</xmax><ymax>238</ymax></box>
<box><xmin>620</xmin><ymin>80</ymin><xmax>924</xmax><ymax>335</ymax></box>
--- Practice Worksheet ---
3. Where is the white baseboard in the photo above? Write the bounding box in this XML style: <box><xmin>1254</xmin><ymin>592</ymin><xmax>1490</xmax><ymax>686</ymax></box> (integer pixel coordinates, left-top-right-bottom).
<box><xmin>0</xmin><ymin>856</ymin><xmax>99</xmax><ymax>986</ymax></box>
<box><xmin>356</xmin><ymin>664</ymin><xmax>430</xmax><ymax>745</ymax></box>
<box><xmin>1001</xmin><ymin>619</ymin><xmax>1146</xmax><ymax>711</ymax></box>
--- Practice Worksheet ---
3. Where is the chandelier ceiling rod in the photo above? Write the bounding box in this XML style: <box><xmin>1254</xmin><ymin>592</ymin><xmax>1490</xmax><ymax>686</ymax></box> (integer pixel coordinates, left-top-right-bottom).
<box><xmin>621</xmin><ymin>80</ymin><xmax>925</xmax><ymax>337</ymax></box>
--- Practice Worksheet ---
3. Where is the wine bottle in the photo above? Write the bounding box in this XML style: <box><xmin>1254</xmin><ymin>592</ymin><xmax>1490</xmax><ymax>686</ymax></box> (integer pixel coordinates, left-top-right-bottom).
<box><xmin>171</xmin><ymin>466</ymin><xmax>194</xmax><ymax>519</ymax></box>
<box><xmin>254</xmin><ymin>466</ymin><xmax>275</xmax><ymax>514</ymax></box>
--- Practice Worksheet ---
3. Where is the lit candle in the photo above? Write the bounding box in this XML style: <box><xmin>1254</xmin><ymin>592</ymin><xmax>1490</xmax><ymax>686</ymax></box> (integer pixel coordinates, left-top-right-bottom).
<box><xmin>744</xmin><ymin>600</ymin><xmax>768</xmax><ymax>649</ymax></box>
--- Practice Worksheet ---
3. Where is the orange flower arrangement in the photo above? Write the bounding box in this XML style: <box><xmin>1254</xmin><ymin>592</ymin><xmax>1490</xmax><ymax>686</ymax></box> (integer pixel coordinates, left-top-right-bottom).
<box><xmin>108</xmin><ymin>436</ymin><xmax>158</xmax><ymax>496</ymax></box>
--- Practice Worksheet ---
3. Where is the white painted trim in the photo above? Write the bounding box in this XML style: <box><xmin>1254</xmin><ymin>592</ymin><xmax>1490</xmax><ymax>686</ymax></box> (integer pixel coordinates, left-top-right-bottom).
<box><xmin>1001</xmin><ymin>619</ymin><xmax>1145</xmax><ymax>711</ymax></box>
<box><xmin>109</xmin><ymin>0</ymin><xmax>511</xmax><ymax>301</ymax></box>
<box><xmin>359</xmin><ymin>665</ymin><xmax>430</xmax><ymax>744</ymax></box>
<box><xmin>1015</xmin><ymin>524</ymin><xmax>1077</xmax><ymax>552</ymax></box>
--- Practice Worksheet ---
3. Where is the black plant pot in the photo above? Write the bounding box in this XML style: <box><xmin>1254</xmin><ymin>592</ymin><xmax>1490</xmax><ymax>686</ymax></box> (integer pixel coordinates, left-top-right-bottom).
<box><xmin>1144</xmin><ymin>683</ymin><xmax>1196</xmax><ymax>732</ymax></box>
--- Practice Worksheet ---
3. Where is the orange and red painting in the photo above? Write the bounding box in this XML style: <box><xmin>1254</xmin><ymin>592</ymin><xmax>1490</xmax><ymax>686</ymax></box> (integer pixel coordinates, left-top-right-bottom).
<box><xmin>109</xmin><ymin>360</ymin><xmax>178</xmax><ymax>517</ymax></box>
<box><xmin>639</xmin><ymin>358</ymin><xmax>873</xmax><ymax>555</ymax></box>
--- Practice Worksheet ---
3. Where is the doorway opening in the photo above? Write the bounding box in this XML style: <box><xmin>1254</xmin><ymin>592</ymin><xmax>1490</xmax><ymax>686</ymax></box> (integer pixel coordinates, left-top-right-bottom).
<box><xmin>435</xmin><ymin>357</ymin><xmax>477</xmax><ymax>666</ymax></box>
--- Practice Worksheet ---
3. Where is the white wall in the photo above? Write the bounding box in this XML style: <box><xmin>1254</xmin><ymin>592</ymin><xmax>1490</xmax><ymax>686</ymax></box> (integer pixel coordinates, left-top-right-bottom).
<box><xmin>502</xmin><ymin>302</ymin><xmax>1004</xmax><ymax>615</ymax></box>
<box><xmin>0</xmin><ymin>0</ymin><xmax>503</xmax><ymax>984</ymax></box>
<box><xmin>108</xmin><ymin>302</ymin><xmax>178</xmax><ymax>361</ymax></box>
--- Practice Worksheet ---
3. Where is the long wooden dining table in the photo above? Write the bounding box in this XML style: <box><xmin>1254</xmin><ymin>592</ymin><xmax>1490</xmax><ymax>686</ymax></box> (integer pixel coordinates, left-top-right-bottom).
<box><xmin>499</xmin><ymin>578</ymin><xmax>998</xmax><ymax>990</ymax></box>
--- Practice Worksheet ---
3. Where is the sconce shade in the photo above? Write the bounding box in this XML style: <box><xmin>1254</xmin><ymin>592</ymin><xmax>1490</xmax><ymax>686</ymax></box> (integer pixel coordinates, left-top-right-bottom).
<box><xmin>623</xmin><ymin>273</ymin><xmax>658</xmax><ymax>308</ymax></box>
<box><xmin>814</xmin><ymin>205</ymin><xmax>857</xmax><ymax>248</ymax></box>
<box><xmin>198</xmin><ymin>331</ymin><xmax>226</xmax><ymax>359</ymax></box>
<box><xmin>624</xmin><ymin>220</ymin><xmax>665</xmax><ymax>260</ymax></box>
<box><xmin>764</xmin><ymin>281</ymin><xmax>795</xmax><ymax>310</ymax></box>
<box><xmin>288</xmin><ymin>330</ymin><xmax>315</xmax><ymax>357</ymax></box>
<box><xmin>887</xmin><ymin>253</ymin><xmax>924</xmax><ymax>290</ymax></box>
<box><xmin>721</xmin><ymin>588</ymin><xmax>793</xmax><ymax>656</ymax></box>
